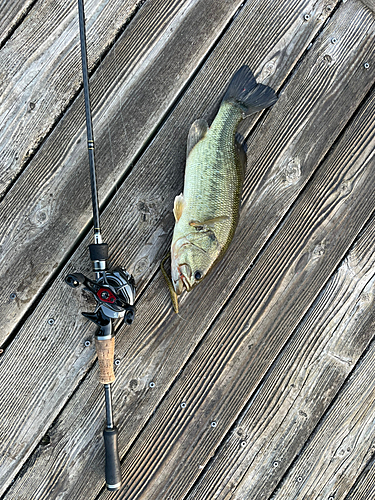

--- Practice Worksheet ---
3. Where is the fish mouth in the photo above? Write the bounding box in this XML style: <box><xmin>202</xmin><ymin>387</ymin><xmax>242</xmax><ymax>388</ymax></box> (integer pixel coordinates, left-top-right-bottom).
<box><xmin>172</xmin><ymin>263</ymin><xmax>192</xmax><ymax>294</ymax></box>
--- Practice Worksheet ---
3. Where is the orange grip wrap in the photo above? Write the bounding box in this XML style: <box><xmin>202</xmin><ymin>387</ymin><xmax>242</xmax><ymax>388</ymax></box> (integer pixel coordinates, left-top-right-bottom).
<box><xmin>95</xmin><ymin>337</ymin><xmax>116</xmax><ymax>384</ymax></box>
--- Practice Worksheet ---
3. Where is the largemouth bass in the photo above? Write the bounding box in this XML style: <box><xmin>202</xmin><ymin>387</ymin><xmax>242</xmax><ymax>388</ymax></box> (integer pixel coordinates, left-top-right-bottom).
<box><xmin>164</xmin><ymin>66</ymin><xmax>277</xmax><ymax>312</ymax></box>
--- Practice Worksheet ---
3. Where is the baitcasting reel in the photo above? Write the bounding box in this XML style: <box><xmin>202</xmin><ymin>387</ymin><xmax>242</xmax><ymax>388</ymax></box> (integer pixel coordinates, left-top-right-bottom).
<box><xmin>65</xmin><ymin>266</ymin><xmax>136</xmax><ymax>336</ymax></box>
<box><xmin>65</xmin><ymin>248</ymin><xmax>136</xmax><ymax>490</ymax></box>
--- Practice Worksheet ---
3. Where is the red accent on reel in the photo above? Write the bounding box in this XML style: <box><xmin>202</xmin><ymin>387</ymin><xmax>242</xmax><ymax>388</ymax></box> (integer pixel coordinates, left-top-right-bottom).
<box><xmin>97</xmin><ymin>287</ymin><xmax>117</xmax><ymax>303</ymax></box>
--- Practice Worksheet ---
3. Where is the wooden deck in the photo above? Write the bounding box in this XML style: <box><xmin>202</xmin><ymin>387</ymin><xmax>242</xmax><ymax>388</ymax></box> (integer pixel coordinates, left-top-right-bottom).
<box><xmin>1</xmin><ymin>0</ymin><xmax>375</xmax><ymax>498</ymax></box>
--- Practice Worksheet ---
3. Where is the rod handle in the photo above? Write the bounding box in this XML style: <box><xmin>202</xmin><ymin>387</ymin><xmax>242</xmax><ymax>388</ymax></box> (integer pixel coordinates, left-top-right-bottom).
<box><xmin>95</xmin><ymin>337</ymin><xmax>115</xmax><ymax>384</ymax></box>
<box><xmin>103</xmin><ymin>427</ymin><xmax>122</xmax><ymax>490</ymax></box>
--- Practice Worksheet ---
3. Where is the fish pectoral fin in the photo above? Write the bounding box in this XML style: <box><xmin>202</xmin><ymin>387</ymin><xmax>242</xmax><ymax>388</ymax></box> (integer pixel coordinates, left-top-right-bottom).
<box><xmin>187</xmin><ymin>119</ymin><xmax>209</xmax><ymax>156</ymax></box>
<box><xmin>189</xmin><ymin>215</ymin><xmax>229</xmax><ymax>229</ymax></box>
<box><xmin>173</xmin><ymin>194</ymin><xmax>185</xmax><ymax>222</ymax></box>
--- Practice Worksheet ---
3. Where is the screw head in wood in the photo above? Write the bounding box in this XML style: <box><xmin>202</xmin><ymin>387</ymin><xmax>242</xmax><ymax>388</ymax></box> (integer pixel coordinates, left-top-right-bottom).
<box><xmin>364</xmin><ymin>62</ymin><xmax>370</xmax><ymax>69</ymax></box>
<box><xmin>180</xmin><ymin>402</ymin><xmax>186</xmax><ymax>408</ymax></box>
<box><xmin>114</xmin><ymin>359</ymin><xmax>120</xmax><ymax>366</ymax></box>
<box><xmin>10</xmin><ymin>293</ymin><xmax>17</xmax><ymax>300</ymax></box>
<box><xmin>85</xmin><ymin>340</ymin><xmax>91</xmax><ymax>347</ymax></box>
<box><xmin>211</xmin><ymin>421</ymin><xmax>217</xmax><ymax>428</ymax></box>
<box><xmin>149</xmin><ymin>381</ymin><xmax>155</xmax><ymax>388</ymax></box>
<box><xmin>304</xmin><ymin>14</ymin><xmax>310</xmax><ymax>20</ymax></box>
<box><xmin>331</xmin><ymin>37</ymin><xmax>337</xmax><ymax>44</ymax></box>
<box><xmin>48</xmin><ymin>318</ymin><xmax>55</xmax><ymax>325</ymax></box>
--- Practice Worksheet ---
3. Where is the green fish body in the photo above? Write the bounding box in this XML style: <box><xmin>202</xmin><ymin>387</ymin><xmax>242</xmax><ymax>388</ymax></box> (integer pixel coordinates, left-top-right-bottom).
<box><xmin>167</xmin><ymin>66</ymin><xmax>277</xmax><ymax>311</ymax></box>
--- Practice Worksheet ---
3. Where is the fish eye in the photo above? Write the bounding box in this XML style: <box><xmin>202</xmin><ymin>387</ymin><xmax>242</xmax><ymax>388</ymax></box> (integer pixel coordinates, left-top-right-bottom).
<box><xmin>194</xmin><ymin>271</ymin><xmax>202</xmax><ymax>281</ymax></box>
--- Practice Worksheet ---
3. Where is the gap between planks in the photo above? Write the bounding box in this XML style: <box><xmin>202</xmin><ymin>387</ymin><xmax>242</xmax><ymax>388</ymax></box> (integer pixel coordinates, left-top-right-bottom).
<box><xmin>1</xmin><ymin>1</ymin><xmax>374</xmax><ymax>498</ymax></box>
<box><xmin>0</xmin><ymin>0</ymin><xmax>247</xmax><ymax>344</ymax></box>
<box><xmin>187</xmin><ymin>209</ymin><xmax>375</xmax><ymax>500</ymax></box>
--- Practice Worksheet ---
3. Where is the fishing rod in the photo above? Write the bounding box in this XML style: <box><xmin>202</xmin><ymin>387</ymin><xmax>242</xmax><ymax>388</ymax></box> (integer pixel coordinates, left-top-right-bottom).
<box><xmin>65</xmin><ymin>0</ymin><xmax>136</xmax><ymax>490</ymax></box>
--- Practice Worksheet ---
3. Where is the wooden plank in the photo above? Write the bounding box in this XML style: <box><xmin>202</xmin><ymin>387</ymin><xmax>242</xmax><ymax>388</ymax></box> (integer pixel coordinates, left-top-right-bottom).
<box><xmin>0</xmin><ymin>0</ymin><xmax>35</xmax><ymax>47</ymax></box>
<box><xmin>270</xmin><ymin>336</ymin><xmax>375</xmax><ymax>500</ymax></box>
<box><xmin>345</xmin><ymin>458</ymin><xmax>375</xmax><ymax>500</ymax></box>
<box><xmin>0</xmin><ymin>0</ymin><xmax>247</xmax><ymax>344</ymax></box>
<box><xmin>360</xmin><ymin>0</ymin><xmax>375</xmax><ymax>13</ymax></box>
<box><xmin>187</xmin><ymin>207</ymin><xmax>375</xmax><ymax>500</ymax></box>
<box><xmin>2</xmin><ymin>1</ymin><xmax>374</xmax><ymax>498</ymax></box>
<box><xmin>0</xmin><ymin>0</ymin><xmax>266</xmax><ymax>493</ymax></box>
<box><xmin>0</xmin><ymin>0</ymin><xmax>145</xmax><ymax>196</ymax></box>
<box><xmin>97</xmin><ymin>90</ymin><xmax>375</xmax><ymax>500</ymax></box>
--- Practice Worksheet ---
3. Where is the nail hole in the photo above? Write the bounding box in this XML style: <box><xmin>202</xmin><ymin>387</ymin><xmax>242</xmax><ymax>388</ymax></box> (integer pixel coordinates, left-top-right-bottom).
<box><xmin>48</xmin><ymin>318</ymin><xmax>55</xmax><ymax>325</ymax></box>
<box><xmin>181</xmin><ymin>402</ymin><xmax>186</xmax><ymax>408</ymax></box>
<box><xmin>41</xmin><ymin>435</ymin><xmax>51</xmax><ymax>446</ymax></box>
<box><xmin>84</xmin><ymin>340</ymin><xmax>91</xmax><ymax>347</ymax></box>
<box><xmin>10</xmin><ymin>293</ymin><xmax>17</xmax><ymax>300</ymax></box>
<box><xmin>149</xmin><ymin>382</ymin><xmax>155</xmax><ymax>388</ymax></box>
<box><xmin>211</xmin><ymin>421</ymin><xmax>217</xmax><ymax>428</ymax></box>
<box><xmin>114</xmin><ymin>359</ymin><xmax>120</xmax><ymax>366</ymax></box>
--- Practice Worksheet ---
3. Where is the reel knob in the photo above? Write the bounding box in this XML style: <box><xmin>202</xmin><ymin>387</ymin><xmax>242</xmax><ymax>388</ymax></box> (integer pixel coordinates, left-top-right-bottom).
<box><xmin>65</xmin><ymin>273</ymin><xmax>86</xmax><ymax>288</ymax></box>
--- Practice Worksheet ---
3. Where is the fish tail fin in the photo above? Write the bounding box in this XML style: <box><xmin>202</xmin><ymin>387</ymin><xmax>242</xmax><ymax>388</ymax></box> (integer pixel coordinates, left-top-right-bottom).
<box><xmin>223</xmin><ymin>65</ymin><xmax>278</xmax><ymax>116</ymax></box>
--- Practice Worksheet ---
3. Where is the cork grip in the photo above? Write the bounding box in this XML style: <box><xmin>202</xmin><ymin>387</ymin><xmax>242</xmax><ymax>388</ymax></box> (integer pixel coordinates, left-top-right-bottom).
<box><xmin>95</xmin><ymin>337</ymin><xmax>116</xmax><ymax>384</ymax></box>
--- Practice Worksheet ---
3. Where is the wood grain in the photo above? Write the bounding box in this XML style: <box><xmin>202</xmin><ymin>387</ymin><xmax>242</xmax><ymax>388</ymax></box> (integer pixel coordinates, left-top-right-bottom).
<box><xmin>0</xmin><ymin>0</ymin><xmax>35</xmax><ymax>47</ymax></box>
<box><xmin>2</xmin><ymin>1</ymin><xmax>374</xmax><ymax>498</ymax></box>
<box><xmin>187</xmin><ymin>214</ymin><xmax>375</xmax><ymax>500</ymax></box>
<box><xmin>0</xmin><ymin>0</ymin><xmax>246</xmax><ymax>344</ymax></box>
<box><xmin>270</xmin><ymin>336</ymin><xmax>375</xmax><ymax>500</ymax></box>
<box><xmin>345</xmin><ymin>458</ymin><xmax>375</xmax><ymax>500</ymax></box>
<box><xmin>0</xmin><ymin>0</ymin><xmax>143</xmax><ymax>196</ymax></box>
<box><xmin>100</xmin><ymin>87</ymin><xmax>375</xmax><ymax>500</ymax></box>
<box><xmin>0</xmin><ymin>0</ymin><xmax>258</xmax><ymax>493</ymax></box>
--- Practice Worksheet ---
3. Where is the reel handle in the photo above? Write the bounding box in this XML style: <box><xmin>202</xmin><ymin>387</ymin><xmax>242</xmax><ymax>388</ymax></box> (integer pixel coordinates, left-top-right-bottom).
<box><xmin>103</xmin><ymin>427</ymin><xmax>122</xmax><ymax>490</ymax></box>
<box><xmin>96</xmin><ymin>335</ymin><xmax>122</xmax><ymax>490</ymax></box>
<box><xmin>95</xmin><ymin>337</ymin><xmax>116</xmax><ymax>384</ymax></box>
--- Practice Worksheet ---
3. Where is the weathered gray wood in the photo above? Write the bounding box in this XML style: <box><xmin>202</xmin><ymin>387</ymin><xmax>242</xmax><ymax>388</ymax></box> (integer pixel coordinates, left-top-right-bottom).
<box><xmin>345</xmin><ymin>458</ymin><xmax>375</xmax><ymax>500</ymax></box>
<box><xmin>360</xmin><ymin>0</ymin><xmax>375</xmax><ymax>13</ymax></box>
<box><xmin>0</xmin><ymin>0</ymin><xmax>144</xmax><ymax>196</ymax></box>
<box><xmin>270</xmin><ymin>335</ymin><xmax>375</xmax><ymax>500</ymax></box>
<box><xmin>2</xmin><ymin>1</ymin><xmax>374</xmax><ymax>498</ymax></box>
<box><xmin>0</xmin><ymin>0</ymin><xmax>265</xmax><ymax>493</ymax></box>
<box><xmin>0</xmin><ymin>0</ymin><xmax>35</xmax><ymax>46</ymax></box>
<box><xmin>187</xmin><ymin>211</ymin><xmax>375</xmax><ymax>500</ymax></box>
<box><xmin>0</xmin><ymin>0</ymin><xmax>247</xmax><ymax>344</ymax></box>
<box><xmin>98</xmin><ymin>88</ymin><xmax>375</xmax><ymax>500</ymax></box>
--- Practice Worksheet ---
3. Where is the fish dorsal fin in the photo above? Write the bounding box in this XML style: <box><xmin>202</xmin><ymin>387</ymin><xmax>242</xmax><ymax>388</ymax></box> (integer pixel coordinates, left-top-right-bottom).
<box><xmin>189</xmin><ymin>215</ymin><xmax>229</xmax><ymax>229</ymax></box>
<box><xmin>187</xmin><ymin>119</ymin><xmax>209</xmax><ymax>156</ymax></box>
<box><xmin>173</xmin><ymin>194</ymin><xmax>185</xmax><ymax>222</ymax></box>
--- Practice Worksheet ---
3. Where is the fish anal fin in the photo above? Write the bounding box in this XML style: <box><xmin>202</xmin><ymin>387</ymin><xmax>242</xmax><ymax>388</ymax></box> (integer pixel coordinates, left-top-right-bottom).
<box><xmin>173</xmin><ymin>194</ymin><xmax>185</xmax><ymax>222</ymax></box>
<box><xmin>187</xmin><ymin>119</ymin><xmax>209</xmax><ymax>156</ymax></box>
<box><xmin>235</xmin><ymin>138</ymin><xmax>247</xmax><ymax>177</ymax></box>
